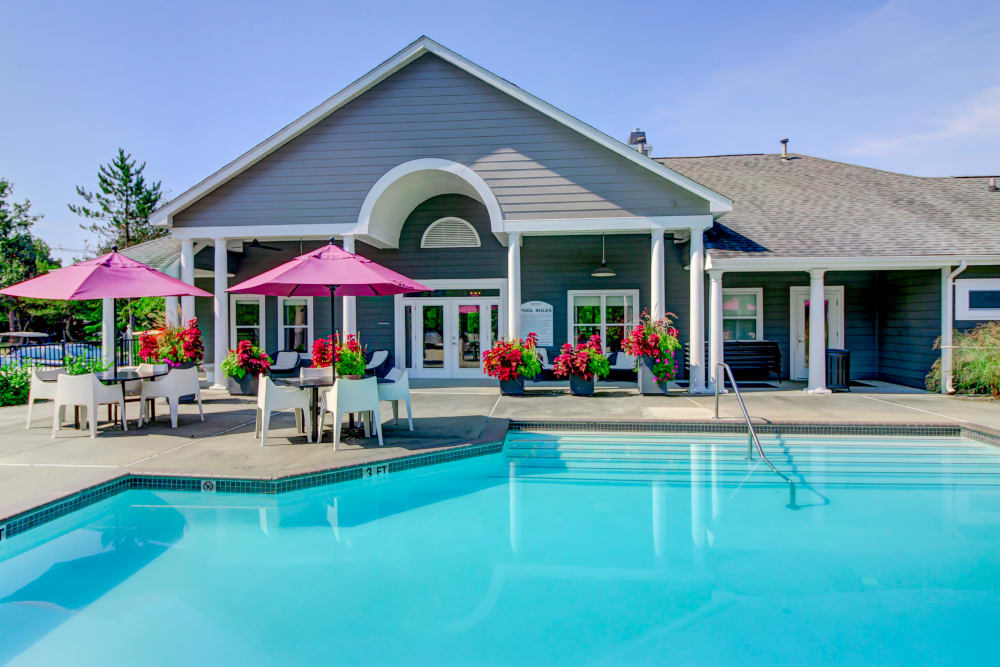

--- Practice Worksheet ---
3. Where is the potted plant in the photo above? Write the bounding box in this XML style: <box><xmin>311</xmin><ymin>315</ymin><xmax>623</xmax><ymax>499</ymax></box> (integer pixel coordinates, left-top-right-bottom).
<box><xmin>138</xmin><ymin>318</ymin><xmax>204</xmax><ymax>369</ymax></box>
<box><xmin>311</xmin><ymin>333</ymin><xmax>367</xmax><ymax>378</ymax></box>
<box><xmin>482</xmin><ymin>333</ymin><xmax>542</xmax><ymax>395</ymax></box>
<box><xmin>221</xmin><ymin>340</ymin><xmax>272</xmax><ymax>395</ymax></box>
<box><xmin>622</xmin><ymin>311</ymin><xmax>681</xmax><ymax>396</ymax></box>
<box><xmin>552</xmin><ymin>334</ymin><xmax>610</xmax><ymax>396</ymax></box>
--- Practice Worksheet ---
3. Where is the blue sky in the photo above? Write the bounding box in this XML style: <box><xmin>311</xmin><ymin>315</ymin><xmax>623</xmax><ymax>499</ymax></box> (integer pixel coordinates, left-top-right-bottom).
<box><xmin>3</xmin><ymin>0</ymin><xmax>998</xmax><ymax>263</ymax></box>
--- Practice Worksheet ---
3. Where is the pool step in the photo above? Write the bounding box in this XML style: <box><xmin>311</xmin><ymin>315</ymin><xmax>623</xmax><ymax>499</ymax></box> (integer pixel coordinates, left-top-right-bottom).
<box><xmin>503</xmin><ymin>433</ymin><xmax>1000</xmax><ymax>486</ymax></box>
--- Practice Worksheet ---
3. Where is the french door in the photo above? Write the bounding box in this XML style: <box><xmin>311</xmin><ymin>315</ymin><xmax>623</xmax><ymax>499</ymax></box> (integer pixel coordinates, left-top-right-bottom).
<box><xmin>407</xmin><ymin>299</ymin><xmax>501</xmax><ymax>378</ymax></box>
<box><xmin>790</xmin><ymin>286</ymin><xmax>845</xmax><ymax>380</ymax></box>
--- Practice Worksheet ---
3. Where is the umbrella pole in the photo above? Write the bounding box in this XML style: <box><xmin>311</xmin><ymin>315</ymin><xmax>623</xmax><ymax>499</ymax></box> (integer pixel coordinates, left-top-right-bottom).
<box><xmin>113</xmin><ymin>297</ymin><xmax>119</xmax><ymax>377</ymax></box>
<box><xmin>329</xmin><ymin>285</ymin><xmax>338</xmax><ymax>383</ymax></box>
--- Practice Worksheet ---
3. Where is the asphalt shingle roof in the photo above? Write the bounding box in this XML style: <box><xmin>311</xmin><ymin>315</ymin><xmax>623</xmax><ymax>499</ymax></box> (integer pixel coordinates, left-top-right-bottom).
<box><xmin>657</xmin><ymin>153</ymin><xmax>1000</xmax><ymax>259</ymax></box>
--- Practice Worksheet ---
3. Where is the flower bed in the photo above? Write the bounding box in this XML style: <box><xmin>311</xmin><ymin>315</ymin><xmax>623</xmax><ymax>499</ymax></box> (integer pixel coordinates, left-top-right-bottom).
<box><xmin>138</xmin><ymin>318</ymin><xmax>204</xmax><ymax>367</ymax></box>
<box><xmin>311</xmin><ymin>333</ymin><xmax>367</xmax><ymax>377</ymax></box>
<box><xmin>553</xmin><ymin>335</ymin><xmax>610</xmax><ymax>381</ymax></box>
<box><xmin>483</xmin><ymin>334</ymin><xmax>542</xmax><ymax>394</ymax></box>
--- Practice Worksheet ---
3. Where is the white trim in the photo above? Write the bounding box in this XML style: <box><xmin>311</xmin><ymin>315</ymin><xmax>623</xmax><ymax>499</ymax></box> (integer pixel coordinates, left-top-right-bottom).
<box><xmin>357</xmin><ymin>158</ymin><xmax>503</xmax><ymax>248</ymax></box>
<box><xmin>420</xmin><ymin>216</ymin><xmax>481</xmax><ymax>248</ymax></box>
<box><xmin>170</xmin><ymin>224</ymin><xmax>355</xmax><ymax>241</ymax></box>
<box><xmin>392</xmin><ymin>279</ymin><xmax>507</xmax><ymax>379</ymax></box>
<box><xmin>708</xmin><ymin>254</ymin><xmax>1000</xmax><ymax>272</ymax></box>
<box><xmin>721</xmin><ymin>287</ymin><xmax>764</xmax><ymax>341</ymax></box>
<box><xmin>229</xmin><ymin>294</ymin><xmax>265</xmax><ymax>348</ymax></box>
<box><xmin>955</xmin><ymin>278</ymin><xmax>1000</xmax><ymax>320</ymax></box>
<box><xmin>277</xmin><ymin>295</ymin><xmax>314</xmax><ymax>353</ymax></box>
<box><xmin>152</xmin><ymin>36</ymin><xmax>729</xmax><ymax>227</ymax></box>
<box><xmin>566</xmin><ymin>289</ymin><xmax>640</xmax><ymax>351</ymax></box>
<box><xmin>789</xmin><ymin>285</ymin><xmax>844</xmax><ymax>381</ymax></box>
<box><xmin>502</xmin><ymin>215</ymin><xmax>714</xmax><ymax>236</ymax></box>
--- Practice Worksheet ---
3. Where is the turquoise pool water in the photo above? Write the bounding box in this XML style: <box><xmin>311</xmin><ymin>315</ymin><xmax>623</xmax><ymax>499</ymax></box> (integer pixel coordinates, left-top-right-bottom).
<box><xmin>2</xmin><ymin>433</ymin><xmax>1000</xmax><ymax>665</ymax></box>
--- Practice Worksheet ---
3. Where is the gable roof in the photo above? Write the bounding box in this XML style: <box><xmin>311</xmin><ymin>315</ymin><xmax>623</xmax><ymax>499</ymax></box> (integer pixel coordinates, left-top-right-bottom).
<box><xmin>658</xmin><ymin>153</ymin><xmax>1000</xmax><ymax>260</ymax></box>
<box><xmin>152</xmin><ymin>36</ymin><xmax>731</xmax><ymax>227</ymax></box>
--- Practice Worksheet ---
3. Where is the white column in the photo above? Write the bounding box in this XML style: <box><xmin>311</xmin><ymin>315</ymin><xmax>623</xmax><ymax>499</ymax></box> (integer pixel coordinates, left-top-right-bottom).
<box><xmin>164</xmin><ymin>296</ymin><xmax>180</xmax><ymax>327</ymax></box>
<box><xmin>941</xmin><ymin>266</ymin><xmax>954</xmax><ymax>394</ymax></box>
<box><xmin>211</xmin><ymin>238</ymin><xmax>229</xmax><ymax>389</ymax></box>
<box><xmin>507</xmin><ymin>232</ymin><xmax>521</xmax><ymax>340</ymax></box>
<box><xmin>342</xmin><ymin>235</ymin><xmax>357</xmax><ymax>337</ymax></box>
<box><xmin>806</xmin><ymin>268</ymin><xmax>831</xmax><ymax>394</ymax></box>
<box><xmin>101</xmin><ymin>298</ymin><xmax>115</xmax><ymax>366</ymax></box>
<box><xmin>650</xmin><ymin>229</ymin><xmax>665</xmax><ymax>320</ymax></box>
<box><xmin>180</xmin><ymin>238</ymin><xmax>195</xmax><ymax>323</ymax></box>
<box><xmin>708</xmin><ymin>269</ymin><xmax>725</xmax><ymax>392</ymax></box>
<box><xmin>688</xmin><ymin>230</ymin><xmax>707</xmax><ymax>393</ymax></box>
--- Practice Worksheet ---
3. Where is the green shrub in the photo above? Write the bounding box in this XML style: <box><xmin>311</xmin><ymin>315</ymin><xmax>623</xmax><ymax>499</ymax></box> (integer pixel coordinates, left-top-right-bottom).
<box><xmin>926</xmin><ymin>322</ymin><xmax>1000</xmax><ymax>396</ymax></box>
<box><xmin>63</xmin><ymin>355</ymin><xmax>108</xmax><ymax>375</ymax></box>
<box><xmin>0</xmin><ymin>365</ymin><xmax>32</xmax><ymax>406</ymax></box>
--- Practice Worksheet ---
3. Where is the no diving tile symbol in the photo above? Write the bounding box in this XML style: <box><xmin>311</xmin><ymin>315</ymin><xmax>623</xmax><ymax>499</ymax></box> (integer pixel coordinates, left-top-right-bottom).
<box><xmin>201</xmin><ymin>480</ymin><xmax>216</xmax><ymax>493</ymax></box>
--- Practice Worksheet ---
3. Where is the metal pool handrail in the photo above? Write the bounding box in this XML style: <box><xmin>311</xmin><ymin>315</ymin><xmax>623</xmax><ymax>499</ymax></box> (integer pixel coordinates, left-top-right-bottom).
<box><xmin>713</xmin><ymin>363</ymin><xmax>796</xmax><ymax>502</ymax></box>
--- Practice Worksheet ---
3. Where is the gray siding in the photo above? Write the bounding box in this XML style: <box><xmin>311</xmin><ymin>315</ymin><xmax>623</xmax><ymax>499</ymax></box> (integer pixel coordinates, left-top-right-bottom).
<box><xmin>722</xmin><ymin>271</ymin><xmax>878</xmax><ymax>380</ymax></box>
<box><xmin>174</xmin><ymin>53</ymin><xmax>707</xmax><ymax>229</ymax></box>
<box><xmin>877</xmin><ymin>270</ymin><xmax>940</xmax><ymax>388</ymax></box>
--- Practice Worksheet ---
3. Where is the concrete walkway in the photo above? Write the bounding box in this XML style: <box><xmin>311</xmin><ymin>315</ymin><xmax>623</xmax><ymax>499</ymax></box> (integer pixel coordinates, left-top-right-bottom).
<box><xmin>2</xmin><ymin>381</ymin><xmax>998</xmax><ymax>521</ymax></box>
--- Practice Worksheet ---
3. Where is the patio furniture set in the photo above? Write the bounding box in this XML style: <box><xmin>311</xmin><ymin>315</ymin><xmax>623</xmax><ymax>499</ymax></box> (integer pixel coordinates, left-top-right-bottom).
<box><xmin>256</xmin><ymin>366</ymin><xmax>412</xmax><ymax>449</ymax></box>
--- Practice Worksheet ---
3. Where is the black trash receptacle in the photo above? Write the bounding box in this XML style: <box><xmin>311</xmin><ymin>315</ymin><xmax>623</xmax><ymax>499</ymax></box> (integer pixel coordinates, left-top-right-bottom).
<box><xmin>826</xmin><ymin>348</ymin><xmax>851</xmax><ymax>392</ymax></box>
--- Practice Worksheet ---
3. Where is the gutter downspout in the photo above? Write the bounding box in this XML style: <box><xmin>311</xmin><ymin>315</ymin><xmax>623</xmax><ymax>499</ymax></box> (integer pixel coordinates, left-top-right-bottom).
<box><xmin>941</xmin><ymin>261</ymin><xmax>968</xmax><ymax>394</ymax></box>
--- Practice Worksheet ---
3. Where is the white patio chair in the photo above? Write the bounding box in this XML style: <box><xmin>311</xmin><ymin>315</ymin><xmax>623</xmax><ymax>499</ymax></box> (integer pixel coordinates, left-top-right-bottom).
<box><xmin>255</xmin><ymin>376</ymin><xmax>312</xmax><ymax>447</ymax></box>
<box><xmin>377</xmin><ymin>368</ymin><xmax>413</xmax><ymax>431</ymax></box>
<box><xmin>51</xmin><ymin>373</ymin><xmax>127</xmax><ymax>438</ymax></box>
<box><xmin>610</xmin><ymin>353</ymin><xmax>636</xmax><ymax>371</ymax></box>
<box><xmin>26</xmin><ymin>368</ymin><xmax>64</xmax><ymax>428</ymax></box>
<box><xmin>366</xmin><ymin>349</ymin><xmax>388</xmax><ymax>373</ymax></box>
<box><xmin>536</xmin><ymin>348</ymin><xmax>554</xmax><ymax>371</ymax></box>
<box><xmin>319</xmin><ymin>376</ymin><xmax>383</xmax><ymax>449</ymax></box>
<box><xmin>139</xmin><ymin>366</ymin><xmax>203</xmax><ymax>428</ymax></box>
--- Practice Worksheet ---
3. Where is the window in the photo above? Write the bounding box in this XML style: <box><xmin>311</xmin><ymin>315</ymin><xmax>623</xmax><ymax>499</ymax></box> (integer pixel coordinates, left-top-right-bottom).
<box><xmin>567</xmin><ymin>290</ymin><xmax>638</xmax><ymax>352</ymax></box>
<box><xmin>956</xmin><ymin>278</ymin><xmax>1000</xmax><ymax>320</ymax></box>
<box><xmin>278</xmin><ymin>296</ymin><xmax>313</xmax><ymax>352</ymax></box>
<box><xmin>230</xmin><ymin>295</ymin><xmax>265</xmax><ymax>347</ymax></box>
<box><xmin>420</xmin><ymin>217</ymin><xmax>481</xmax><ymax>248</ymax></box>
<box><xmin>722</xmin><ymin>288</ymin><xmax>763</xmax><ymax>340</ymax></box>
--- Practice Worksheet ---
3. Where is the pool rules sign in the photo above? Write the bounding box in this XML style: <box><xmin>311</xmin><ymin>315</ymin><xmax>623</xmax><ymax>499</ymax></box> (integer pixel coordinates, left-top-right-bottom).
<box><xmin>520</xmin><ymin>301</ymin><xmax>553</xmax><ymax>347</ymax></box>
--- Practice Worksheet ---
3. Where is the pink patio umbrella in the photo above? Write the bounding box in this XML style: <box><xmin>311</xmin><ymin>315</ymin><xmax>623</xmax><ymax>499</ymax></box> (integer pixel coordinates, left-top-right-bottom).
<box><xmin>0</xmin><ymin>247</ymin><xmax>212</xmax><ymax>374</ymax></box>
<box><xmin>227</xmin><ymin>238</ymin><xmax>430</xmax><ymax>379</ymax></box>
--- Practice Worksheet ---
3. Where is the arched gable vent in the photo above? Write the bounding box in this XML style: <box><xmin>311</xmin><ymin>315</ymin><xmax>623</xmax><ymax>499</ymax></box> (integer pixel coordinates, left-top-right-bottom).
<box><xmin>420</xmin><ymin>217</ymin><xmax>481</xmax><ymax>249</ymax></box>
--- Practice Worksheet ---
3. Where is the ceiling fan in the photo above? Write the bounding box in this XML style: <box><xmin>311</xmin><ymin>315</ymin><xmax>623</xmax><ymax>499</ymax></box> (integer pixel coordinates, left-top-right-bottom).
<box><xmin>247</xmin><ymin>239</ymin><xmax>281</xmax><ymax>252</ymax></box>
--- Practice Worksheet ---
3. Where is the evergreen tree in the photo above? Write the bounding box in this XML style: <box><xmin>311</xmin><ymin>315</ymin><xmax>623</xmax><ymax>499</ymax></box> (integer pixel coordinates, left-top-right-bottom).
<box><xmin>0</xmin><ymin>179</ymin><xmax>60</xmax><ymax>331</ymax></box>
<box><xmin>69</xmin><ymin>148</ymin><xmax>165</xmax><ymax>252</ymax></box>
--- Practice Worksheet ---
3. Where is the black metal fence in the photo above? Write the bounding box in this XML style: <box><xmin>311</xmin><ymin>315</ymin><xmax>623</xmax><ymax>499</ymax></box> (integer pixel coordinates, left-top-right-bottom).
<box><xmin>0</xmin><ymin>338</ymin><xmax>140</xmax><ymax>368</ymax></box>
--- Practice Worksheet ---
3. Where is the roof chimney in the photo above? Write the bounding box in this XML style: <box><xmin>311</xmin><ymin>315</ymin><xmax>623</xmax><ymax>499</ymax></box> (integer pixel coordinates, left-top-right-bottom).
<box><xmin>628</xmin><ymin>128</ymin><xmax>653</xmax><ymax>156</ymax></box>
<box><xmin>780</xmin><ymin>138</ymin><xmax>790</xmax><ymax>160</ymax></box>
<box><xmin>990</xmin><ymin>176</ymin><xmax>998</xmax><ymax>192</ymax></box>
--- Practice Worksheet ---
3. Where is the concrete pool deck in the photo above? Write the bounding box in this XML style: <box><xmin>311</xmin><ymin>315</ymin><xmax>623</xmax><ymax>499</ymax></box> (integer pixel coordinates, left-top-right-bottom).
<box><xmin>2</xmin><ymin>380</ymin><xmax>998</xmax><ymax>523</ymax></box>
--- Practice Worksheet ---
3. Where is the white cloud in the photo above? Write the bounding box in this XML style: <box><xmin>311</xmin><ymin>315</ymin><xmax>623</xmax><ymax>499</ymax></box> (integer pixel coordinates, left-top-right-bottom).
<box><xmin>848</xmin><ymin>85</ymin><xmax>1000</xmax><ymax>155</ymax></box>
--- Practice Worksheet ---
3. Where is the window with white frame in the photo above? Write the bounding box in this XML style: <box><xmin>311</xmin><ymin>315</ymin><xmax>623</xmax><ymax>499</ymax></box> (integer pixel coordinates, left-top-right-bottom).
<box><xmin>230</xmin><ymin>295</ymin><xmax>265</xmax><ymax>347</ymax></box>
<box><xmin>956</xmin><ymin>278</ymin><xmax>1000</xmax><ymax>320</ymax></box>
<box><xmin>278</xmin><ymin>296</ymin><xmax>313</xmax><ymax>352</ymax></box>
<box><xmin>722</xmin><ymin>288</ymin><xmax>763</xmax><ymax>340</ymax></box>
<box><xmin>567</xmin><ymin>290</ymin><xmax>639</xmax><ymax>352</ymax></box>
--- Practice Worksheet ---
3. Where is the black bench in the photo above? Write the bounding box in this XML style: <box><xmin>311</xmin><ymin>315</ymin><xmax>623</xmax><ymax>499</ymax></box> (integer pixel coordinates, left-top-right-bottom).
<box><xmin>684</xmin><ymin>340</ymin><xmax>782</xmax><ymax>381</ymax></box>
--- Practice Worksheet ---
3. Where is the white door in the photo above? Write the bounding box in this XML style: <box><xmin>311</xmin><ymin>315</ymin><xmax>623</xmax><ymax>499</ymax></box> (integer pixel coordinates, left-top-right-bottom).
<box><xmin>790</xmin><ymin>286</ymin><xmax>845</xmax><ymax>381</ymax></box>
<box><xmin>409</xmin><ymin>300</ymin><xmax>501</xmax><ymax>378</ymax></box>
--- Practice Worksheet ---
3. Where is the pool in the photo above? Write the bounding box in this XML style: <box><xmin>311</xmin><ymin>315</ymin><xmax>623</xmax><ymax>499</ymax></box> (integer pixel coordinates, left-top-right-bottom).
<box><xmin>2</xmin><ymin>432</ymin><xmax>1000</xmax><ymax>665</ymax></box>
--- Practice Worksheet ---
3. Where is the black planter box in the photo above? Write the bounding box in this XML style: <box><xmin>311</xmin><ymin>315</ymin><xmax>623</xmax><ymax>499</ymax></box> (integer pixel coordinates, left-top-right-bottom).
<box><xmin>499</xmin><ymin>377</ymin><xmax>525</xmax><ymax>396</ymax></box>
<box><xmin>569</xmin><ymin>374</ymin><xmax>595</xmax><ymax>396</ymax></box>
<box><xmin>227</xmin><ymin>373</ymin><xmax>260</xmax><ymax>396</ymax></box>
